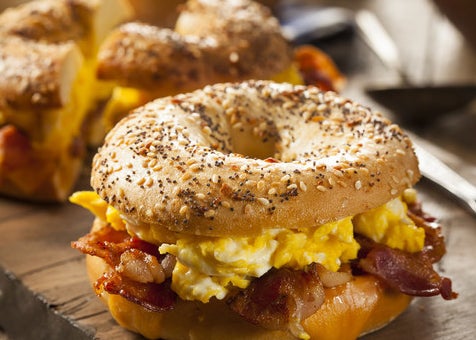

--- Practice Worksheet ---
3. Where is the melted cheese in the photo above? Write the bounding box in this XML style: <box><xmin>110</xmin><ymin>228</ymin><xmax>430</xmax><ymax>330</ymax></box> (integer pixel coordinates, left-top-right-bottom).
<box><xmin>71</xmin><ymin>189</ymin><xmax>424</xmax><ymax>303</ymax></box>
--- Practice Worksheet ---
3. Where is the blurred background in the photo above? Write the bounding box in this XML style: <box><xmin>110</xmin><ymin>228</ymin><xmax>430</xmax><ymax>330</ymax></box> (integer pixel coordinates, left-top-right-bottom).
<box><xmin>2</xmin><ymin>0</ymin><xmax>474</xmax><ymax>128</ymax></box>
<box><xmin>110</xmin><ymin>0</ymin><xmax>476</xmax><ymax>174</ymax></box>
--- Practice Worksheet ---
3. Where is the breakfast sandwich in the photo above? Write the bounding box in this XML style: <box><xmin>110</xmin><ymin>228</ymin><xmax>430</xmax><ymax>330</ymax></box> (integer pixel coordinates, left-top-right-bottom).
<box><xmin>71</xmin><ymin>80</ymin><xmax>456</xmax><ymax>339</ymax></box>
<box><xmin>0</xmin><ymin>0</ymin><xmax>132</xmax><ymax>201</ymax></box>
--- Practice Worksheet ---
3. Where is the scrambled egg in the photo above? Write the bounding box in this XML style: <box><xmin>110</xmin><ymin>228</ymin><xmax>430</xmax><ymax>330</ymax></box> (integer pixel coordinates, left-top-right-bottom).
<box><xmin>353</xmin><ymin>195</ymin><xmax>424</xmax><ymax>252</ymax></box>
<box><xmin>160</xmin><ymin>217</ymin><xmax>359</xmax><ymax>302</ymax></box>
<box><xmin>71</xmin><ymin>189</ymin><xmax>425</xmax><ymax>303</ymax></box>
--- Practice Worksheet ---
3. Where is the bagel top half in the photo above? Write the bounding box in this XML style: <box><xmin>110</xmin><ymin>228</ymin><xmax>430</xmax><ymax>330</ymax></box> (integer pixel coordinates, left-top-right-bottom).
<box><xmin>92</xmin><ymin>81</ymin><xmax>420</xmax><ymax>238</ymax></box>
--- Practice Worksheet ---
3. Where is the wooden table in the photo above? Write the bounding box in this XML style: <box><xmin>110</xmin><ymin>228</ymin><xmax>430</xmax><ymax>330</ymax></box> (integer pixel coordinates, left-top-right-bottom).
<box><xmin>1</xmin><ymin>0</ymin><xmax>475</xmax><ymax>339</ymax></box>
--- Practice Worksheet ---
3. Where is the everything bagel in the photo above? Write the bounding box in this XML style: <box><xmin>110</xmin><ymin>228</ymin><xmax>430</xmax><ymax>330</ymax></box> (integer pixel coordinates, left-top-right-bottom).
<box><xmin>0</xmin><ymin>0</ymin><xmax>132</xmax><ymax>201</ymax></box>
<box><xmin>93</xmin><ymin>80</ymin><xmax>419</xmax><ymax>237</ymax></box>
<box><xmin>97</xmin><ymin>0</ymin><xmax>293</xmax><ymax>91</ymax></box>
<box><xmin>72</xmin><ymin>80</ymin><xmax>456</xmax><ymax>339</ymax></box>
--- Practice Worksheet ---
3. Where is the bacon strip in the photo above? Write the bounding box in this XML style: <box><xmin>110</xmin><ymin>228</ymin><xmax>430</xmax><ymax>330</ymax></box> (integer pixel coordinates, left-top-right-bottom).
<box><xmin>0</xmin><ymin>124</ymin><xmax>32</xmax><ymax>171</ymax></box>
<box><xmin>72</xmin><ymin>225</ymin><xmax>177</xmax><ymax>311</ymax></box>
<box><xmin>96</xmin><ymin>271</ymin><xmax>176</xmax><ymax>312</ymax></box>
<box><xmin>71</xmin><ymin>224</ymin><xmax>162</xmax><ymax>267</ymax></box>
<box><xmin>358</xmin><ymin>243</ymin><xmax>453</xmax><ymax>299</ymax></box>
<box><xmin>354</xmin><ymin>206</ymin><xmax>457</xmax><ymax>300</ymax></box>
<box><xmin>227</xmin><ymin>263</ymin><xmax>324</xmax><ymax>336</ymax></box>
<box><xmin>408</xmin><ymin>207</ymin><xmax>446</xmax><ymax>263</ymax></box>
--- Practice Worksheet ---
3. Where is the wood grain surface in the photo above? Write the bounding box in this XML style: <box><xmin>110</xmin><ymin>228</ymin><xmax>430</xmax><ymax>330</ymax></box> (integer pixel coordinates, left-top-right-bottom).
<box><xmin>1</xmin><ymin>0</ymin><xmax>475</xmax><ymax>339</ymax></box>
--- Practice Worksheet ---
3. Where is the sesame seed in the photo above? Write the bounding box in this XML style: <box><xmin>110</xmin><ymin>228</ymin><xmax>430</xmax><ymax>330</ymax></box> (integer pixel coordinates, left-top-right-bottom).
<box><xmin>152</xmin><ymin>164</ymin><xmax>163</xmax><ymax>172</ymax></box>
<box><xmin>204</xmin><ymin>209</ymin><xmax>216</xmax><ymax>218</ymax></box>
<box><xmin>232</xmin><ymin>122</ymin><xmax>243</xmax><ymax>129</ymax></box>
<box><xmin>281</xmin><ymin>174</ymin><xmax>291</xmax><ymax>182</ymax></box>
<box><xmin>396</xmin><ymin>149</ymin><xmax>405</xmax><ymax>155</ymax></box>
<box><xmin>316</xmin><ymin>185</ymin><xmax>327</xmax><ymax>192</ymax></box>
<box><xmin>202</xmin><ymin>126</ymin><xmax>212</xmax><ymax>135</ymax></box>
<box><xmin>245</xmin><ymin>180</ymin><xmax>257</xmax><ymax>187</ymax></box>
<box><xmin>299</xmin><ymin>181</ymin><xmax>307</xmax><ymax>192</ymax></box>
<box><xmin>337</xmin><ymin>180</ymin><xmax>348</xmax><ymax>187</ymax></box>
<box><xmin>179</xmin><ymin>205</ymin><xmax>188</xmax><ymax>215</ymax></box>
<box><xmin>149</xmin><ymin>159</ymin><xmax>158</xmax><ymax>168</ymax></box>
<box><xmin>181</xmin><ymin>173</ymin><xmax>192</xmax><ymax>181</ymax></box>
<box><xmin>354</xmin><ymin>180</ymin><xmax>362</xmax><ymax>190</ymax></box>
<box><xmin>229</xmin><ymin>52</ymin><xmax>239</xmax><ymax>63</ymax></box>
<box><xmin>332</xmin><ymin>169</ymin><xmax>343</xmax><ymax>177</ymax></box>
<box><xmin>257</xmin><ymin>197</ymin><xmax>270</xmax><ymax>206</ymax></box>
<box><xmin>190</xmin><ymin>163</ymin><xmax>201</xmax><ymax>171</ymax></box>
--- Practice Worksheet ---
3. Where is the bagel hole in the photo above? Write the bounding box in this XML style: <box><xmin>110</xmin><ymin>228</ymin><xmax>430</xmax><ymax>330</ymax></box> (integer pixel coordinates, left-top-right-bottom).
<box><xmin>229</xmin><ymin>121</ymin><xmax>279</xmax><ymax>160</ymax></box>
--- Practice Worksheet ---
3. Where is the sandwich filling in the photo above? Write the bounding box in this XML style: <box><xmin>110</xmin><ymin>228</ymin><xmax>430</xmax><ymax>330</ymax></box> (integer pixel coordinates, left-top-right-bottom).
<box><xmin>72</xmin><ymin>189</ymin><xmax>424</xmax><ymax>303</ymax></box>
<box><xmin>71</xmin><ymin>188</ymin><xmax>456</xmax><ymax>338</ymax></box>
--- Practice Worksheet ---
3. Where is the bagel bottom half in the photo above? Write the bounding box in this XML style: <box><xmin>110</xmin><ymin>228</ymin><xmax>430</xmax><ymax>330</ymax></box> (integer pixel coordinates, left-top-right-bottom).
<box><xmin>85</xmin><ymin>223</ymin><xmax>412</xmax><ymax>340</ymax></box>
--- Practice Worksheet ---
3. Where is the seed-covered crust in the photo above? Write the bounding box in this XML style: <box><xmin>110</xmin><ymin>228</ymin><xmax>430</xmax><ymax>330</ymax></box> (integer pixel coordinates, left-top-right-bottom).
<box><xmin>0</xmin><ymin>0</ymin><xmax>86</xmax><ymax>43</ymax></box>
<box><xmin>0</xmin><ymin>0</ymin><xmax>132</xmax><ymax>48</ymax></box>
<box><xmin>0</xmin><ymin>36</ymin><xmax>83</xmax><ymax>110</ymax></box>
<box><xmin>92</xmin><ymin>81</ymin><xmax>420</xmax><ymax>238</ymax></box>
<box><xmin>96</xmin><ymin>0</ymin><xmax>293</xmax><ymax>91</ymax></box>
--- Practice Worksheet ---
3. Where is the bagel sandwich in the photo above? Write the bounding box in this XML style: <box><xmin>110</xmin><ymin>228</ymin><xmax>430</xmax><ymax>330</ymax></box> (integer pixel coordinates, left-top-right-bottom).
<box><xmin>96</xmin><ymin>0</ymin><xmax>345</xmax><ymax>131</ymax></box>
<box><xmin>0</xmin><ymin>0</ymin><xmax>132</xmax><ymax>201</ymax></box>
<box><xmin>71</xmin><ymin>81</ymin><xmax>456</xmax><ymax>339</ymax></box>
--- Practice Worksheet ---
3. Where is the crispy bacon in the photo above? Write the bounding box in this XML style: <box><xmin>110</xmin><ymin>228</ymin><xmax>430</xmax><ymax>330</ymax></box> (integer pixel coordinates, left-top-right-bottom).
<box><xmin>96</xmin><ymin>271</ymin><xmax>176</xmax><ymax>312</ymax></box>
<box><xmin>294</xmin><ymin>45</ymin><xmax>345</xmax><ymax>92</ymax></box>
<box><xmin>0</xmin><ymin>124</ymin><xmax>32</xmax><ymax>171</ymax></box>
<box><xmin>354</xmin><ymin>206</ymin><xmax>457</xmax><ymax>300</ymax></box>
<box><xmin>358</xmin><ymin>242</ymin><xmax>456</xmax><ymax>300</ymax></box>
<box><xmin>71</xmin><ymin>225</ymin><xmax>177</xmax><ymax>311</ymax></box>
<box><xmin>408</xmin><ymin>208</ymin><xmax>446</xmax><ymax>263</ymax></box>
<box><xmin>227</xmin><ymin>263</ymin><xmax>324</xmax><ymax>337</ymax></box>
<box><xmin>71</xmin><ymin>225</ymin><xmax>162</xmax><ymax>267</ymax></box>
